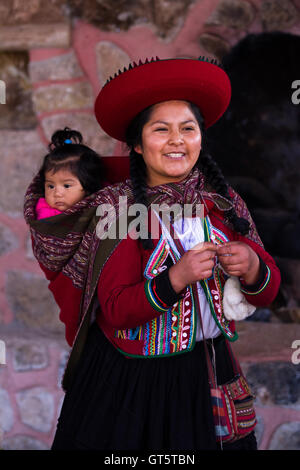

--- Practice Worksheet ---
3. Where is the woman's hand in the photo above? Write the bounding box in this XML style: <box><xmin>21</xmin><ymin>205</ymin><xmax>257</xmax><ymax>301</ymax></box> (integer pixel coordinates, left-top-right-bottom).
<box><xmin>168</xmin><ymin>242</ymin><xmax>218</xmax><ymax>293</ymax></box>
<box><xmin>216</xmin><ymin>241</ymin><xmax>260</xmax><ymax>285</ymax></box>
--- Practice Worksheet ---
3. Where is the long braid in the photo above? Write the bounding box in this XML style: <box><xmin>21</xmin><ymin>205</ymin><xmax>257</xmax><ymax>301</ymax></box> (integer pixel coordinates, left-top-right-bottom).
<box><xmin>126</xmin><ymin>105</ymin><xmax>155</xmax><ymax>249</ymax></box>
<box><xmin>188</xmin><ymin>102</ymin><xmax>250</xmax><ymax>235</ymax></box>
<box><xmin>196</xmin><ymin>151</ymin><xmax>250</xmax><ymax>235</ymax></box>
<box><xmin>129</xmin><ymin>148</ymin><xmax>153</xmax><ymax>249</ymax></box>
<box><xmin>129</xmin><ymin>148</ymin><xmax>147</xmax><ymax>205</ymax></box>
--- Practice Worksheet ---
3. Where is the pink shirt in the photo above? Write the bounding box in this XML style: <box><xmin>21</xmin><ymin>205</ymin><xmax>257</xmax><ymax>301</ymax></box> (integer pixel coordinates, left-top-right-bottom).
<box><xmin>35</xmin><ymin>198</ymin><xmax>62</xmax><ymax>220</ymax></box>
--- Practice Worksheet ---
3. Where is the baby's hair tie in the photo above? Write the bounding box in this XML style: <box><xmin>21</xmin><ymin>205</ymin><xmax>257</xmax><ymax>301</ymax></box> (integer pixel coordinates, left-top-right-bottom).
<box><xmin>64</xmin><ymin>138</ymin><xmax>72</xmax><ymax>144</ymax></box>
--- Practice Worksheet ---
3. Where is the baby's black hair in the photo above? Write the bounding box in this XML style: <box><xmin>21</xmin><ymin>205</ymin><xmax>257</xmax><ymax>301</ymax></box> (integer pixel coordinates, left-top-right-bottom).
<box><xmin>126</xmin><ymin>102</ymin><xmax>250</xmax><ymax>249</ymax></box>
<box><xmin>37</xmin><ymin>127</ymin><xmax>105</xmax><ymax>196</ymax></box>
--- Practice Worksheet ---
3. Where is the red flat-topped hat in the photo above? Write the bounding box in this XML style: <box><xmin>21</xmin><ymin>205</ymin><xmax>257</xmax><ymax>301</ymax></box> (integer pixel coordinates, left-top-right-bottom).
<box><xmin>94</xmin><ymin>56</ymin><xmax>231</xmax><ymax>142</ymax></box>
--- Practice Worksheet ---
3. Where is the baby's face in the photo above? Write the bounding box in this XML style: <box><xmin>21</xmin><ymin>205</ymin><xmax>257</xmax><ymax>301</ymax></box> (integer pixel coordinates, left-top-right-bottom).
<box><xmin>44</xmin><ymin>169</ymin><xmax>85</xmax><ymax>211</ymax></box>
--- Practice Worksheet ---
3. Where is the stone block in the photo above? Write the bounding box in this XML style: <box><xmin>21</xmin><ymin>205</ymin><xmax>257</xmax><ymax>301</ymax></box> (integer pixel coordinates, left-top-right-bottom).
<box><xmin>0</xmin><ymin>222</ymin><xmax>19</xmax><ymax>256</ymax></box>
<box><xmin>269</xmin><ymin>421</ymin><xmax>300</xmax><ymax>450</ymax></box>
<box><xmin>29</xmin><ymin>51</ymin><xmax>84</xmax><ymax>82</ymax></box>
<box><xmin>0</xmin><ymin>130</ymin><xmax>46</xmax><ymax>216</ymax></box>
<box><xmin>2</xmin><ymin>434</ymin><xmax>48</xmax><ymax>450</ymax></box>
<box><xmin>0</xmin><ymin>24</ymin><xmax>70</xmax><ymax>50</ymax></box>
<box><xmin>68</xmin><ymin>0</ymin><xmax>195</xmax><ymax>38</ymax></box>
<box><xmin>69</xmin><ymin>0</ymin><xmax>150</xmax><ymax>32</ymax></box>
<box><xmin>5</xmin><ymin>270</ymin><xmax>64</xmax><ymax>334</ymax></box>
<box><xmin>151</xmin><ymin>0</ymin><xmax>196</xmax><ymax>39</ymax></box>
<box><xmin>0</xmin><ymin>51</ymin><xmax>37</xmax><ymax>130</ymax></box>
<box><xmin>245</xmin><ymin>361</ymin><xmax>300</xmax><ymax>407</ymax></box>
<box><xmin>16</xmin><ymin>386</ymin><xmax>54</xmax><ymax>433</ymax></box>
<box><xmin>13</xmin><ymin>341</ymin><xmax>48</xmax><ymax>372</ymax></box>
<box><xmin>96</xmin><ymin>41</ymin><xmax>131</xmax><ymax>85</ymax></box>
<box><xmin>199</xmin><ymin>33</ymin><xmax>230</xmax><ymax>60</ymax></box>
<box><xmin>260</xmin><ymin>0</ymin><xmax>299</xmax><ymax>31</ymax></box>
<box><xmin>41</xmin><ymin>112</ymin><xmax>116</xmax><ymax>156</ymax></box>
<box><xmin>232</xmin><ymin>321</ymin><xmax>300</xmax><ymax>363</ymax></box>
<box><xmin>33</xmin><ymin>81</ymin><xmax>94</xmax><ymax>114</ymax></box>
<box><xmin>0</xmin><ymin>0</ymin><xmax>67</xmax><ymax>26</ymax></box>
<box><xmin>275</xmin><ymin>307</ymin><xmax>300</xmax><ymax>324</ymax></box>
<box><xmin>0</xmin><ymin>388</ymin><xmax>14</xmax><ymax>432</ymax></box>
<box><xmin>205</xmin><ymin>0</ymin><xmax>256</xmax><ymax>30</ymax></box>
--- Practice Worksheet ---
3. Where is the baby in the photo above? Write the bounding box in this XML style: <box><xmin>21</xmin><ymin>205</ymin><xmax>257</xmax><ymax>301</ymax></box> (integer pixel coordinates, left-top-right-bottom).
<box><xmin>36</xmin><ymin>128</ymin><xmax>105</xmax><ymax>219</ymax></box>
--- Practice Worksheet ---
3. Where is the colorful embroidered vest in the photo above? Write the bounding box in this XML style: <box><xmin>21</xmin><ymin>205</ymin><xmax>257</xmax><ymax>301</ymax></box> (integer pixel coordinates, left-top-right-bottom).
<box><xmin>114</xmin><ymin>216</ymin><xmax>238</xmax><ymax>358</ymax></box>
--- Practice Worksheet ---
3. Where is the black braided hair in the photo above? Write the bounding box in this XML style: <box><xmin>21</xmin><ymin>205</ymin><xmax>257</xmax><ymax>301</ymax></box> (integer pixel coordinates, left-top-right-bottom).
<box><xmin>36</xmin><ymin>127</ymin><xmax>105</xmax><ymax>196</ymax></box>
<box><xmin>129</xmin><ymin>148</ymin><xmax>148</xmax><ymax>208</ymax></box>
<box><xmin>125</xmin><ymin>102</ymin><xmax>250</xmax><ymax>250</ymax></box>
<box><xmin>196</xmin><ymin>152</ymin><xmax>250</xmax><ymax>235</ymax></box>
<box><xmin>187</xmin><ymin>103</ymin><xmax>250</xmax><ymax>236</ymax></box>
<box><xmin>126</xmin><ymin>108</ymin><xmax>153</xmax><ymax>249</ymax></box>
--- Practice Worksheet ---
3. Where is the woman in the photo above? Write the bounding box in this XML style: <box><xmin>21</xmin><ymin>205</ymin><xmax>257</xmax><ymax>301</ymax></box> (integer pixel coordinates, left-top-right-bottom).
<box><xmin>30</xmin><ymin>57</ymin><xmax>281</xmax><ymax>450</ymax></box>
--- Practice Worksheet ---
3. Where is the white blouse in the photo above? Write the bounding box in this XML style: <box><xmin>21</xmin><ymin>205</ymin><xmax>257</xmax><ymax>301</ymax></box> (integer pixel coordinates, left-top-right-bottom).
<box><xmin>160</xmin><ymin>215</ymin><xmax>221</xmax><ymax>341</ymax></box>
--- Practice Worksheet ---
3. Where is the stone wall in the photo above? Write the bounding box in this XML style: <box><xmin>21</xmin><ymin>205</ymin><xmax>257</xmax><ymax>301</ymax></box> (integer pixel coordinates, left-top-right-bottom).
<box><xmin>232</xmin><ymin>322</ymin><xmax>300</xmax><ymax>450</ymax></box>
<box><xmin>0</xmin><ymin>0</ymin><xmax>299</xmax><ymax>450</ymax></box>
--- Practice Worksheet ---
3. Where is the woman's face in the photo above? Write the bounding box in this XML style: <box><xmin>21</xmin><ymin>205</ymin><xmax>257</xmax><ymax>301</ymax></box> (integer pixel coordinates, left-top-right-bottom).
<box><xmin>135</xmin><ymin>100</ymin><xmax>202</xmax><ymax>187</ymax></box>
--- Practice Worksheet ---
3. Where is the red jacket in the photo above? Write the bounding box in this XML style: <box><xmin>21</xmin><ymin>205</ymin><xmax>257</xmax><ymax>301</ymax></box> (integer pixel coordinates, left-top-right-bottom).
<box><xmin>95</xmin><ymin>208</ymin><xmax>280</xmax><ymax>358</ymax></box>
<box><xmin>35</xmin><ymin>200</ymin><xmax>280</xmax><ymax>354</ymax></box>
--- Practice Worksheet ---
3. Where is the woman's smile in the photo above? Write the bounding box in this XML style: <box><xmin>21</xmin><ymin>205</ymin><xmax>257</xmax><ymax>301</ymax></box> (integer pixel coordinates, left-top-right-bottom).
<box><xmin>163</xmin><ymin>152</ymin><xmax>186</xmax><ymax>159</ymax></box>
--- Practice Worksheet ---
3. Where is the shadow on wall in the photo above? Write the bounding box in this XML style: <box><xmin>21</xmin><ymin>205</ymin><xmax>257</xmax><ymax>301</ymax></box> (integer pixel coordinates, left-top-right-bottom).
<box><xmin>206</xmin><ymin>31</ymin><xmax>300</xmax><ymax>317</ymax></box>
<box><xmin>207</xmin><ymin>31</ymin><xmax>300</xmax><ymax>259</ymax></box>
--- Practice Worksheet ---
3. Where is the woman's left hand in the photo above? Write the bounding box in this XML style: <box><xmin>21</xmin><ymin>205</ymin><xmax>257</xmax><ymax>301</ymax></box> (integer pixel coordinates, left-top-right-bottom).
<box><xmin>216</xmin><ymin>241</ymin><xmax>260</xmax><ymax>285</ymax></box>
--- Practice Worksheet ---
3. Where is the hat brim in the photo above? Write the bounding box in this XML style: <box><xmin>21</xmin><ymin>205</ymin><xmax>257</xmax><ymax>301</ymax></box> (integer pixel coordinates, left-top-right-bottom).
<box><xmin>95</xmin><ymin>58</ymin><xmax>231</xmax><ymax>142</ymax></box>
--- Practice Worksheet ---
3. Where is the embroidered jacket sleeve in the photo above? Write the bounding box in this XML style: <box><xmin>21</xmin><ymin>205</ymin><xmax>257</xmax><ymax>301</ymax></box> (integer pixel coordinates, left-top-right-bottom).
<box><xmin>235</xmin><ymin>234</ymin><xmax>281</xmax><ymax>306</ymax></box>
<box><xmin>226</xmin><ymin>188</ymin><xmax>281</xmax><ymax>306</ymax></box>
<box><xmin>97</xmin><ymin>235</ymin><xmax>182</xmax><ymax>330</ymax></box>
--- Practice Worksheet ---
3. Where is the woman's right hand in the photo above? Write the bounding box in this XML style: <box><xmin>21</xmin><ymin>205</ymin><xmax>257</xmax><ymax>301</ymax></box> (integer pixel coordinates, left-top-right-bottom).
<box><xmin>168</xmin><ymin>242</ymin><xmax>218</xmax><ymax>293</ymax></box>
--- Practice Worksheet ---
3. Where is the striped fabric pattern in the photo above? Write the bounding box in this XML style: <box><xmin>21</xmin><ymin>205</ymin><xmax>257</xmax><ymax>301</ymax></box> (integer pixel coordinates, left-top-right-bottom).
<box><xmin>240</xmin><ymin>265</ymin><xmax>271</xmax><ymax>295</ymax></box>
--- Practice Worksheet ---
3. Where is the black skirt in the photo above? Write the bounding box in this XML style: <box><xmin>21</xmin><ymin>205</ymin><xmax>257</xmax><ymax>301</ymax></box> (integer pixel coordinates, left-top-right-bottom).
<box><xmin>52</xmin><ymin>322</ymin><xmax>257</xmax><ymax>451</ymax></box>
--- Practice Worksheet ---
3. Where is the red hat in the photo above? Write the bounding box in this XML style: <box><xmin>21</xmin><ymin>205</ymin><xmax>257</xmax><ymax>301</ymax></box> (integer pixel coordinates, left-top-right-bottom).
<box><xmin>94</xmin><ymin>57</ymin><xmax>231</xmax><ymax>142</ymax></box>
